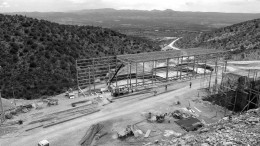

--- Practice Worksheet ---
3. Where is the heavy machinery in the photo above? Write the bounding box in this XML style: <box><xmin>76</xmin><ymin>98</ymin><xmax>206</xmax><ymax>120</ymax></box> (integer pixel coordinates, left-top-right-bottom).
<box><xmin>146</xmin><ymin>112</ymin><xmax>167</xmax><ymax>123</ymax></box>
<box><xmin>107</xmin><ymin>64</ymin><xmax>131</xmax><ymax>97</ymax></box>
<box><xmin>109</xmin><ymin>86</ymin><xmax>129</xmax><ymax>97</ymax></box>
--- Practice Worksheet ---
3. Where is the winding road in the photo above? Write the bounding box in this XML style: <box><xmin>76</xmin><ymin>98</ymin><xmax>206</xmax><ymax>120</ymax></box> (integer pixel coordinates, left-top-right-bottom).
<box><xmin>162</xmin><ymin>37</ymin><xmax>181</xmax><ymax>51</ymax></box>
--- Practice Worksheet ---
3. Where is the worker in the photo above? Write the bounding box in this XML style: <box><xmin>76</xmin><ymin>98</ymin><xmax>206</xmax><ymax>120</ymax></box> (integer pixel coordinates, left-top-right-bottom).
<box><xmin>190</xmin><ymin>82</ymin><xmax>192</xmax><ymax>88</ymax></box>
<box><xmin>153</xmin><ymin>90</ymin><xmax>157</xmax><ymax>96</ymax></box>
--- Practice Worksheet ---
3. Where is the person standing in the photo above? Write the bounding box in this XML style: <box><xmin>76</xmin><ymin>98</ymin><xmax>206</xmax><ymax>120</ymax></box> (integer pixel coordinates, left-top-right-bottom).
<box><xmin>190</xmin><ymin>82</ymin><xmax>192</xmax><ymax>88</ymax></box>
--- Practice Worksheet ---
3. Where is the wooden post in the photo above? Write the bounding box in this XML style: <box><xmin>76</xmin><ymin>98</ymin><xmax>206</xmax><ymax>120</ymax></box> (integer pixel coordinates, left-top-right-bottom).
<box><xmin>180</xmin><ymin>57</ymin><xmax>183</xmax><ymax>80</ymax></box>
<box><xmin>76</xmin><ymin>60</ymin><xmax>80</xmax><ymax>96</ymax></box>
<box><xmin>232</xmin><ymin>90</ymin><xmax>238</xmax><ymax>112</ymax></box>
<box><xmin>177</xmin><ymin>57</ymin><xmax>179</xmax><ymax>79</ymax></box>
<box><xmin>192</xmin><ymin>56</ymin><xmax>196</xmax><ymax>76</ymax></box>
<box><xmin>220</xmin><ymin>63</ymin><xmax>225</xmax><ymax>87</ymax></box>
<box><xmin>127</xmin><ymin>63</ymin><xmax>129</xmax><ymax>89</ymax></box>
<box><xmin>130</xmin><ymin>63</ymin><xmax>132</xmax><ymax>89</ymax></box>
<box><xmin>215</xmin><ymin>58</ymin><xmax>218</xmax><ymax>92</ymax></box>
<box><xmin>196</xmin><ymin>59</ymin><xmax>199</xmax><ymax>78</ymax></box>
<box><xmin>108</xmin><ymin>64</ymin><xmax>111</xmax><ymax>82</ymax></box>
<box><xmin>154</xmin><ymin>60</ymin><xmax>157</xmax><ymax>84</ymax></box>
<box><xmin>0</xmin><ymin>90</ymin><xmax>5</xmax><ymax>123</ymax></box>
<box><xmin>248</xmin><ymin>89</ymin><xmax>252</xmax><ymax>111</ymax></box>
<box><xmin>215</xmin><ymin>58</ymin><xmax>218</xmax><ymax>74</ymax></box>
<box><xmin>209</xmin><ymin>70</ymin><xmax>212</xmax><ymax>90</ymax></box>
<box><xmin>88</xmin><ymin>67</ymin><xmax>91</xmax><ymax>94</ymax></box>
<box><xmin>92</xmin><ymin>58</ymin><xmax>96</xmax><ymax>90</ymax></box>
<box><xmin>152</xmin><ymin>60</ymin><xmax>154</xmax><ymax>84</ymax></box>
<box><xmin>116</xmin><ymin>59</ymin><xmax>118</xmax><ymax>87</ymax></box>
<box><xmin>187</xmin><ymin>56</ymin><xmax>190</xmax><ymax>79</ymax></box>
<box><xmin>224</xmin><ymin>60</ymin><xmax>227</xmax><ymax>72</ymax></box>
<box><xmin>143</xmin><ymin>62</ymin><xmax>145</xmax><ymax>86</ymax></box>
<box><xmin>136</xmin><ymin>62</ymin><xmax>138</xmax><ymax>88</ymax></box>
<box><xmin>224</xmin><ymin>92</ymin><xmax>228</xmax><ymax>116</ymax></box>
<box><xmin>166</xmin><ymin>58</ymin><xmax>169</xmax><ymax>82</ymax></box>
<box><xmin>204</xmin><ymin>59</ymin><xmax>207</xmax><ymax>77</ymax></box>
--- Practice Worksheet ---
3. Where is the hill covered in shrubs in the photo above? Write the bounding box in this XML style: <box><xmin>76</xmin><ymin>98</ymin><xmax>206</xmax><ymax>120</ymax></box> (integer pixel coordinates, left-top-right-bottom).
<box><xmin>175</xmin><ymin>18</ymin><xmax>260</xmax><ymax>60</ymax></box>
<box><xmin>0</xmin><ymin>14</ymin><xmax>160</xmax><ymax>99</ymax></box>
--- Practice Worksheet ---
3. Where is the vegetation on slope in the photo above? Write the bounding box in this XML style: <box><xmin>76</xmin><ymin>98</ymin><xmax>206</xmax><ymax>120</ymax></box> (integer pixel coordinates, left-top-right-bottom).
<box><xmin>175</xmin><ymin>18</ymin><xmax>260</xmax><ymax>59</ymax></box>
<box><xmin>0</xmin><ymin>14</ymin><xmax>160</xmax><ymax>99</ymax></box>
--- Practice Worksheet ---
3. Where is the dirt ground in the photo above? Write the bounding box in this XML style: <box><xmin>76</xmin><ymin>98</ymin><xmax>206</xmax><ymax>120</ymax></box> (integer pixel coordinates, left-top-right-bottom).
<box><xmin>0</xmin><ymin>76</ymin><xmax>226</xmax><ymax>146</ymax></box>
<box><xmin>1</xmin><ymin>60</ymin><xmax>258</xmax><ymax>146</ymax></box>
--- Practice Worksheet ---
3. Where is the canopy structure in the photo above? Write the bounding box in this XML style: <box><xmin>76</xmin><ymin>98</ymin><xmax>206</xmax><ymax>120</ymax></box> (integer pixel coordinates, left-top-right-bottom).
<box><xmin>117</xmin><ymin>49</ymin><xmax>227</xmax><ymax>63</ymax></box>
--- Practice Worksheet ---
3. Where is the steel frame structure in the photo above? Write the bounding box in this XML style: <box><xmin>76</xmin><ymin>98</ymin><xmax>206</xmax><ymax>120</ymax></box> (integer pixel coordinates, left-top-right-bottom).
<box><xmin>76</xmin><ymin>49</ymin><xmax>228</xmax><ymax>95</ymax></box>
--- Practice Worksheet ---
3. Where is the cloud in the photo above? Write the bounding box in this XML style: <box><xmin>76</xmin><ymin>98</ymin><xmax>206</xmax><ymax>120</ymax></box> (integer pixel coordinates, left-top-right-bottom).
<box><xmin>0</xmin><ymin>1</ymin><xmax>10</xmax><ymax>7</ymax></box>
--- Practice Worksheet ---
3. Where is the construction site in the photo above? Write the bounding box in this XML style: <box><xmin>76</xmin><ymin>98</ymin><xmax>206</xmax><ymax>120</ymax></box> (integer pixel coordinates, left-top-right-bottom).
<box><xmin>76</xmin><ymin>49</ymin><xmax>226</xmax><ymax>96</ymax></box>
<box><xmin>1</xmin><ymin>49</ymin><xmax>260</xmax><ymax>146</ymax></box>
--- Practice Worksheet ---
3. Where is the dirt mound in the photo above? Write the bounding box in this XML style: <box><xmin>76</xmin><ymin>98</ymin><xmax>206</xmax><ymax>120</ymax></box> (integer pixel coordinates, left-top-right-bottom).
<box><xmin>0</xmin><ymin>98</ymin><xmax>15</xmax><ymax>112</ymax></box>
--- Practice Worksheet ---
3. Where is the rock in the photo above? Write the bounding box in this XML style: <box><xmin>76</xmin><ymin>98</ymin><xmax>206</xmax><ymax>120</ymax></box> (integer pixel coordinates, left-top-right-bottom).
<box><xmin>31</xmin><ymin>103</ymin><xmax>37</xmax><ymax>108</ymax></box>
<box><xmin>154</xmin><ymin>140</ymin><xmax>159</xmax><ymax>144</ymax></box>
<box><xmin>22</xmin><ymin>108</ymin><xmax>29</xmax><ymax>113</ymax></box>
<box><xmin>10</xmin><ymin>109</ymin><xmax>17</xmax><ymax>115</ymax></box>
<box><xmin>199</xmin><ymin>128</ymin><xmax>210</xmax><ymax>133</ymax></box>
<box><xmin>247</xmin><ymin>117</ymin><xmax>259</xmax><ymax>123</ymax></box>
<box><xmin>133</xmin><ymin>129</ymin><xmax>143</xmax><ymax>137</ymax></box>
<box><xmin>150</xmin><ymin>116</ymin><xmax>157</xmax><ymax>122</ymax></box>
<box><xmin>24</xmin><ymin>104</ymin><xmax>33</xmax><ymax>109</ymax></box>
<box><xmin>223</xmin><ymin>142</ymin><xmax>233</xmax><ymax>146</ymax></box>
<box><xmin>223</xmin><ymin>117</ymin><xmax>229</xmax><ymax>121</ymax></box>
<box><xmin>5</xmin><ymin>112</ymin><xmax>13</xmax><ymax>119</ymax></box>
<box><xmin>154</xmin><ymin>108</ymin><xmax>260</xmax><ymax>146</ymax></box>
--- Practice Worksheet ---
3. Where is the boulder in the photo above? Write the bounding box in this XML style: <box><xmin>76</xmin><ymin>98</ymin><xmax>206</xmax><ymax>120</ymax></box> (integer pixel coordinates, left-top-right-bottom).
<box><xmin>5</xmin><ymin>112</ymin><xmax>13</xmax><ymax>119</ymax></box>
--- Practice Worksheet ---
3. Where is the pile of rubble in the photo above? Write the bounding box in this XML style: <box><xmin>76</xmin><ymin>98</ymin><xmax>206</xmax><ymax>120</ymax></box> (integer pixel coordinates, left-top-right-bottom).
<box><xmin>158</xmin><ymin>108</ymin><xmax>260</xmax><ymax>146</ymax></box>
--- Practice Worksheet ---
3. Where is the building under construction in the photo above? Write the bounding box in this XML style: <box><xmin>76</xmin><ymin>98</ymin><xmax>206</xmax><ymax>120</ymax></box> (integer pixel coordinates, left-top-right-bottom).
<box><xmin>76</xmin><ymin>48</ymin><xmax>260</xmax><ymax>112</ymax></box>
<box><xmin>76</xmin><ymin>49</ymin><xmax>227</xmax><ymax>95</ymax></box>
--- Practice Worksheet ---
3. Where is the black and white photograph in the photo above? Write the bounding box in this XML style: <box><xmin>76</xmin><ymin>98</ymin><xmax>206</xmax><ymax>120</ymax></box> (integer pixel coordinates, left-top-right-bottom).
<box><xmin>0</xmin><ymin>0</ymin><xmax>260</xmax><ymax>145</ymax></box>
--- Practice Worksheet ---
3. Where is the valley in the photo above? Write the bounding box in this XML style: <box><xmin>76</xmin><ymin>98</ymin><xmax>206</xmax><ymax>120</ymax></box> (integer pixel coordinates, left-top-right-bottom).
<box><xmin>0</xmin><ymin>8</ymin><xmax>260</xmax><ymax>146</ymax></box>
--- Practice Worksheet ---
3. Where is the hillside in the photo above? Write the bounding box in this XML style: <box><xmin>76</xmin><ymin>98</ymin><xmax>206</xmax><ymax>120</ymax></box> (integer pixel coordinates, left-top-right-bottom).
<box><xmin>175</xmin><ymin>18</ymin><xmax>260</xmax><ymax>60</ymax></box>
<box><xmin>0</xmin><ymin>14</ymin><xmax>160</xmax><ymax>99</ymax></box>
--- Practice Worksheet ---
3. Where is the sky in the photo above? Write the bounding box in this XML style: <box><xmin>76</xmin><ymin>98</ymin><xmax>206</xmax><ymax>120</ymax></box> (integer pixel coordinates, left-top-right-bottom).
<box><xmin>0</xmin><ymin>0</ymin><xmax>260</xmax><ymax>13</ymax></box>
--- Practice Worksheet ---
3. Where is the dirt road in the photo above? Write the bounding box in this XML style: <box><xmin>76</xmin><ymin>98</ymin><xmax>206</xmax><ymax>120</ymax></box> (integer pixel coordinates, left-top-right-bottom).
<box><xmin>0</xmin><ymin>78</ymin><xmax>216</xmax><ymax>146</ymax></box>
<box><xmin>161</xmin><ymin>37</ymin><xmax>181</xmax><ymax>51</ymax></box>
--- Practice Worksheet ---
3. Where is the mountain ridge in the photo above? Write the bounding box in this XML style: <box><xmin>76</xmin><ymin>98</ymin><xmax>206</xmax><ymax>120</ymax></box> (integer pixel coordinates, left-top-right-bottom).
<box><xmin>6</xmin><ymin>9</ymin><xmax>260</xmax><ymax>32</ymax></box>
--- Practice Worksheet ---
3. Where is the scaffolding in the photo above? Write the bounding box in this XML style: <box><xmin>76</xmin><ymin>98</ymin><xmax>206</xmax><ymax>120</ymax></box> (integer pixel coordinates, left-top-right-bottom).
<box><xmin>76</xmin><ymin>49</ymin><xmax>228</xmax><ymax>96</ymax></box>
<box><xmin>204</xmin><ymin>64</ymin><xmax>260</xmax><ymax>114</ymax></box>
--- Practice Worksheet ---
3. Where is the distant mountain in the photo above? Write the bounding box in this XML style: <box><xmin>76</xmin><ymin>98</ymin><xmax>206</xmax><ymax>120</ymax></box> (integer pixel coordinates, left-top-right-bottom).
<box><xmin>175</xmin><ymin>19</ymin><xmax>260</xmax><ymax>60</ymax></box>
<box><xmin>7</xmin><ymin>9</ymin><xmax>260</xmax><ymax>32</ymax></box>
<box><xmin>0</xmin><ymin>14</ymin><xmax>160</xmax><ymax>99</ymax></box>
